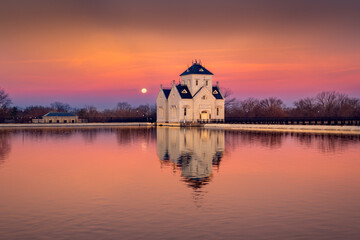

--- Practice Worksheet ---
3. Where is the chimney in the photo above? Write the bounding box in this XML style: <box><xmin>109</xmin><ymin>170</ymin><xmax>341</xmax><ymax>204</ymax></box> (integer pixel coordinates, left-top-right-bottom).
<box><xmin>172</xmin><ymin>80</ymin><xmax>175</xmax><ymax>85</ymax></box>
<box><xmin>160</xmin><ymin>84</ymin><xmax>163</xmax><ymax>89</ymax></box>
<box><xmin>216</xmin><ymin>81</ymin><xmax>219</xmax><ymax>87</ymax></box>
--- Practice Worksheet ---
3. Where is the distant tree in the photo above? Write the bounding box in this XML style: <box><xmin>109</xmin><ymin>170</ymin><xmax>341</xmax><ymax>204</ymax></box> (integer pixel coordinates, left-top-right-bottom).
<box><xmin>0</xmin><ymin>88</ymin><xmax>12</xmax><ymax>122</ymax></box>
<box><xmin>0</xmin><ymin>89</ymin><xmax>12</xmax><ymax>109</ymax></box>
<box><xmin>19</xmin><ymin>105</ymin><xmax>53</xmax><ymax>122</ymax></box>
<box><xmin>115</xmin><ymin>102</ymin><xmax>132</xmax><ymax>117</ymax></box>
<box><xmin>136</xmin><ymin>104</ymin><xmax>151</xmax><ymax>117</ymax></box>
<box><xmin>222</xmin><ymin>88</ymin><xmax>237</xmax><ymax>117</ymax></box>
<box><xmin>316</xmin><ymin>91</ymin><xmax>339</xmax><ymax>117</ymax></box>
<box><xmin>293</xmin><ymin>97</ymin><xmax>318</xmax><ymax>117</ymax></box>
<box><xmin>84</xmin><ymin>106</ymin><xmax>99</xmax><ymax>121</ymax></box>
<box><xmin>258</xmin><ymin>97</ymin><xmax>286</xmax><ymax>117</ymax></box>
<box><xmin>10</xmin><ymin>107</ymin><xmax>19</xmax><ymax>121</ymax></box>
<box><xmin>116</xmin><ymin>102</ymin><xmax>132</xmax><ymax>112</ymax></box>
<box><xmin>50</xmin><ymin>102</ymin><xmax>71</xmax><ymax>112</ymax></box>
<box><xmin>238</xmin><ymin>98</ymin><xmax>261</xmax><ymax>117</ymax></box>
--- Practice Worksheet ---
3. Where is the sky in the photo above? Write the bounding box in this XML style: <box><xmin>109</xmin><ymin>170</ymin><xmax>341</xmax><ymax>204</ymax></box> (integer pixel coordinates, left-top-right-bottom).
<box><xmin>0</xmin><ymin>0</ymin><xmax>359</xmax><ymax>109</ymax></box>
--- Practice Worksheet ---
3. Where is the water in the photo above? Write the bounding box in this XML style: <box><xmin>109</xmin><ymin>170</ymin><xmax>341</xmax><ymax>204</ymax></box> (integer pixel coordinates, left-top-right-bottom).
<box><xmin>0</xmin><ymin>127</ymin><xmax>359</xmax><ymax>240</ymax></box>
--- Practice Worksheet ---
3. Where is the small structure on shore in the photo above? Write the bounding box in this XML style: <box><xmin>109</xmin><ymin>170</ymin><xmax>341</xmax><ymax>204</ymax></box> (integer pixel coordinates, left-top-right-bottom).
<box><xmin>32</xmin><ymin>112</ymin><xmax>79</xmax><ymax>123</ymax></box>
<box><xmin>156</xmin><ymin>60</ymin><xmax>225</xmax><ymax>123</ymax></box>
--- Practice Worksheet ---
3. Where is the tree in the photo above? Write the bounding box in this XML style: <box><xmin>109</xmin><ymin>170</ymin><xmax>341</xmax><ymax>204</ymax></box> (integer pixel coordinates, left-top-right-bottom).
<box><xmin>222</xmin><ymin>88</ymin><xmax>237</xmax><ymax>117</ymax></box>
<box><xmin>293</xmin><ymin>97</ymin><xmax>318</xmax><ymax>117</ymax></box>
<box><xmin>0</xmin><ymin>88</ymin><xmax>12</xmax><ymax>109</ymax></box>
<box><xmin>116</xmin><ymin>102</ymin><xmax>132</xmax><ymax>117</ymax></box>
<box><xmin>50</xmin><ymin>102</ymin><xmax>71</xmax><ymax>112</ymax></box>
<box><xmin>258</xmin><ymin>97</ymin><xmax>286</xmax><ymax>117</ymax></box>
<box><xmin>238</xmin><ymin>98</ymin><xmax>260</xmax><ymax>117</ymax></box>
<box><xmin>116</xmin><ymin>102</ymin><xmax>132</xmax><ymax>112</ymax></box>
<box><xmin>0</xmin><ymin>88</ymin><xmax>12</xmax><ymax>122</ymax></box>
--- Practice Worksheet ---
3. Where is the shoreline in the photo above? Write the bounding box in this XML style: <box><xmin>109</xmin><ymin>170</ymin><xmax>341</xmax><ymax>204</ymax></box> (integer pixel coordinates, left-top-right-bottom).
<box><xmin>1</xmin><ymin>122</ymin><xmax>360</xmax><ymax>135</ymax></box>
<box><xmin>0</xmin><ymin>122</ymin><xmax>154</xmax><ymax>129</ymax></box>
<box><xmin>204</xmin><ymin>123</ymin><xmax>360</xmax><ymax>135</ymax></box>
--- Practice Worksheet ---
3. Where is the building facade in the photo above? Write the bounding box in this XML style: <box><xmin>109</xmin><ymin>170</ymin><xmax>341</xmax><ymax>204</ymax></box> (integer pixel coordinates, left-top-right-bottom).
<box><xmin>156</xmin><ymin>61</ymin><xmax>225</xmax><ymax>123</ymax></box>
<box><xmin>32</xmin><ymin>112</ymin><xmax>79</xmax><ymax>123</ymax></box>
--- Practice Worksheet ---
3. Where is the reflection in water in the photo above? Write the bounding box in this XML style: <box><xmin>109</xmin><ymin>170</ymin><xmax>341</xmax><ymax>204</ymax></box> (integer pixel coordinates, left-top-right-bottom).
<box><xmin>224</xmin><ymin>130</ymin><xmax>360</xmax><ymax>153</ymax></box>
<box><xmin>0</xmin><ymin>131</ymin><xmax>11</xmax><ymax>164</ymax></box>
<box><xmin>115</xmin><ymin>128</ymin><xmax>156</xmax><ymax>146</ymax></box>
<box><xmin>157</xmin><ymin>128</ymin><xmax>224</xmax><ymax>191</ymax></box>
<box><xmin>0</xmin><ymin>127</ymin><xmax>360</xmax><ymax>239</ymax></box>
<box><xmin>225</xmin><ymin>131</ymin><xmax>284</xmax><ymax>150</ymax></box>
<box><xmin>294</xmin><ymin>133</ymin><xmax>360</xmax><ymax>153</ymax></box>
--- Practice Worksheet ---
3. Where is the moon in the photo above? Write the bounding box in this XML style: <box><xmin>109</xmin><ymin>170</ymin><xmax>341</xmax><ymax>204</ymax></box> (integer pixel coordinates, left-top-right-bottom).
<box><xmin>141</xmin><ymin>88</ymin><xmax>147</xmax><ymax>94</ymax></box>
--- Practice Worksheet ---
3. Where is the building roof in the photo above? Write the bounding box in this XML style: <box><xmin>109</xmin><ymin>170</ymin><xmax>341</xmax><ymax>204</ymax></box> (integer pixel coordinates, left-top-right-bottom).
<box><xmin>43</xmin><ymin>112</ymin><xmax>77</xmax><ymax>117</ymax></box>
<box><xmin>212</xmin><ymin>86</ymin><xmax>224</xmax><ymax>99</ymax></box>
<box><xmin>162</xmin><ymin>89</ymin><xmax>171</xmax><ymax>99</ymax></box>
<box><xmin>180</xmin><ymin>63</ymin><xmax>213</xmax><ymax>76</ymax></box>
<box><xmin>176</xmin><ymin>85</ymin><xmax>193</xmax><ymax>99</ymax></box>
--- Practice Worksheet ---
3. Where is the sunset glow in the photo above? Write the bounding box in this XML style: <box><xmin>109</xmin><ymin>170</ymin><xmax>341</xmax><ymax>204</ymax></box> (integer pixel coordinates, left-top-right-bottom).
<box><xmin>0</xmin><ymin>0</ymin><xmax>359</xmax><ymax>108</ymax></box>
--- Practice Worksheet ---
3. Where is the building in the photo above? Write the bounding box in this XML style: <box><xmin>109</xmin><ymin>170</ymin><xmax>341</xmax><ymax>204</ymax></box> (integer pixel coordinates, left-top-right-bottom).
<box><xmin>156</xmin><ymin>61</ymin><xmax>225</xmax><ymax>123</ymax></box>
<box><xmin>32</xmin><ymin>112</ymin><xmax>79</xmax><ymax>123</ymax></box>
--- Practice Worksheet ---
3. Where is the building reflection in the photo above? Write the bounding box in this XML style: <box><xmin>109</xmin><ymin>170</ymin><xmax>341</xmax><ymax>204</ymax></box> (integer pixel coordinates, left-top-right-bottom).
<box><xmin>157</xmin><ymin>128</ymin><xmax>224</xmax><ymax>190</ymax></box>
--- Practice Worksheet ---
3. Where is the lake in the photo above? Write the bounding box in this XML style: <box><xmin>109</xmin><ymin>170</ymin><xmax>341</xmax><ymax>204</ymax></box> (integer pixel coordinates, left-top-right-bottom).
<box><xmin>0</xmin><ymin>127</ymin><xmax>359</xmax><ymax>240</ymax></box>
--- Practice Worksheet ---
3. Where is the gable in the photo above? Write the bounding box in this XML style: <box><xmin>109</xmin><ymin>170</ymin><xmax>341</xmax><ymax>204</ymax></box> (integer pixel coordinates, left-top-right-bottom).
<box><xmin>212</xmin><ymin>86</ymin><xmax>224</xmax><ymax>99</ymax></box>
<box><xmin>176</xmin><ymin>85</ymin><xmax>192</xmax><ymax>99</ymax></box>
<box><xmin>193</xmin><ymin>86</ymin><xmax>215</xmax><ymax>100</ymax></box>
<box><xmin>157</xmin><ymin>89</ymin><xmax>168</xmax><ymax>101</ymax></box>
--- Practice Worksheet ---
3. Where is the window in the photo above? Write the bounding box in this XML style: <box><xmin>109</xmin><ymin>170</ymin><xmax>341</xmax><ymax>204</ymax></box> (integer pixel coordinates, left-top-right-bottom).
<box><xmin>181</xmin><ymin>89</ymin><xmax>187</xmax><ymax>94</ymax></box>
<box><xmin>217</xmin><ymin>108</ymin><xmax>219</xmax><ymax>116</ymax></box>
<box><xmin>72</xmin><ymin>120</ymin><xmax>75</xmax><ymax>123</ymax></box>
<box><xmin>206</xmin><ymin>80</ymin><xmax>208</xmax><ymax>86</ymax></box>
<box><xmin>184</xmin><ymin>108</ymin><xmax>187</xmax><ymax>116</ymax></box>
<box><xmin>213</xmin><ymin>90</ymin><xmax>218</xmax><ymax>94</ymax></box>
<box><xmin>49</xmin><ymin>120</ymin><xmax>52</xmax><ymax>123</ymax></box>
<box><xmin>196</xmin><ymin>80</ymin><xmax>198</xmax><ymax>86</ymax></box>
<box><xmin>202</xmin><ymin>95</ymin><xmax>206</xmax><ymax>100</ymax></box>
<box><xmin>199</xmin><ymin>68</ymin><xmax>204</xmax><ymax>72</ymax></box>
<box><xmin>56</xmin><ymin>120</ymin><xmax>60</xmax><ymax>123</ymax></box>
<box><xmin>64</xmin><ymin>120</ymin><xmax>67</xmax><ymax>123</ymax></box>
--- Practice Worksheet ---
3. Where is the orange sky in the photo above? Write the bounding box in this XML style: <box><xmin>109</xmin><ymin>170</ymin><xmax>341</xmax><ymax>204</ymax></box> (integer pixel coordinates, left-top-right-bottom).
<box><xmin>0</xmin><ymin>0</ymin><xmax>359</xmax><ymax>108</ymax></box>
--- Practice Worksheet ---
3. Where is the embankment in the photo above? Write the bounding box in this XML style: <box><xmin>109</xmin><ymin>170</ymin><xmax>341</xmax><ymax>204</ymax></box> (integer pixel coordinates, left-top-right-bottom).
<box><xmin>204</xmin><ymin>123</ymin><xmax>360</xmax><ymax>135</ymax></box>
<box><xmin>0</xmin><ymin>122</ymin><xmax>154</xmax><ymax>129</ymax></box>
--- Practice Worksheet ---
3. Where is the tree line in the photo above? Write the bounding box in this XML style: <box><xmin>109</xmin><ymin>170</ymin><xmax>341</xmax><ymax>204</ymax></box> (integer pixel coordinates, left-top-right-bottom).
<box><xmin>224</xmin><ymin>90</ymin><xmax>360</xmax><ymax>118</ymax></box>
<box><xmin>0</xmin><ymin>89</ymin><xmax>156</xmax><ymax>123</ymax></box>
<box><xmin>0</xmin><ymin>88</ymin><xmax>359</xmax><ymax>123</ymax></box>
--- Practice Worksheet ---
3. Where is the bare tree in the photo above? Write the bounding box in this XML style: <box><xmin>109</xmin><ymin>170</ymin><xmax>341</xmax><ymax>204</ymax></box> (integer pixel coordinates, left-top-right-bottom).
<box><xmin>222</xmin><ymin>88</ymin><xmax>237</xmax><ymax>116</ymax></box>
<box><xmin>0</xmin><ymin>88</ymin><xmax>12</xmax><ymax>109</ymax></box>
<box><xmin>293</xmin><ymin>97</ymin><xmax>318</xmax><ymax>117</ymax></box>
<box><xmin>258</xmin><ymin>97</ymin><xmax>286</xmax><ymax>117</ymax></box>
<box><xmin>238</xmin><ymin>98</ymin><xmax>260</xmax><ymax>117</ymax></box>
<box><xmin>50</xmin><ymin>102</ymin><xmax>71</xmax><ymax>112</ymax></box>
<box><xmin>0</xmin><ymin>88</ymin><xmax>12</xmax><ymax>122</ymax></box>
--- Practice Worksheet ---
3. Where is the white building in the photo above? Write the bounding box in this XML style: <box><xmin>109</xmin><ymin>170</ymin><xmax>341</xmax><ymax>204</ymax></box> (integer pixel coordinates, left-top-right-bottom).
<box><xmin>156</xmin><ymin>61</ymin><xmax>225</xmax><ymax>123</ymax></box>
